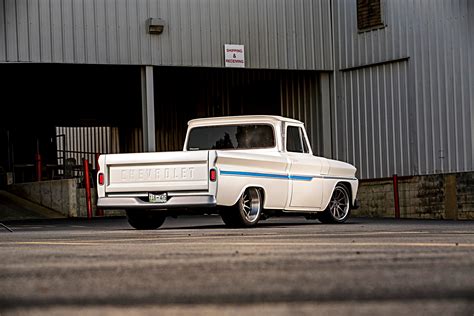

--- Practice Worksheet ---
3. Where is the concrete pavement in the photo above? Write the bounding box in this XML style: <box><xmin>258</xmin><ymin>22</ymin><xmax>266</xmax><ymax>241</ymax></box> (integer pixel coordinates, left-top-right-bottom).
<box><xmin>1</xmin><ymin>216</ymin><xmax>473</xmax><ymax>315</ymax></box>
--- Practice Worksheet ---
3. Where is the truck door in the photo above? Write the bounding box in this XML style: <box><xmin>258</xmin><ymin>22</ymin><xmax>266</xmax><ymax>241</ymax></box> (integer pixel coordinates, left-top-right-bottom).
<box><xmin>285</xmin><ymin>124</ymin><xmax>325</xmax><ymax>210</ymax></box>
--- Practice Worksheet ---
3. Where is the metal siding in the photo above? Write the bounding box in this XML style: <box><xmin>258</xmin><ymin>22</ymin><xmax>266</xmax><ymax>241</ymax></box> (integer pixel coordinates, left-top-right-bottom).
<box><xmin>257</xmin><ymin>0</ymin><xmax>269</xmax><ymax>69</ymax></box>
<box><xmin>126</xmin><ymin>0</ymin><xmax>139</xmax><ymax>64</ymax></box>
<box><xmin>180</xmin><ymin>0</ymin><xmax>191</xmax><ymax>66</ymax></box>
<box><xmin>61</xmin><ymin>0</ymin><xmax>74</xmax><ymax>63</ymax></box>
<box><xmin>72</xmin><ymin>0</ymin><xmax>85</xmax><ymax>63</ymax></box>
<box><xmin>199</xmin><ymin>0</ymin><xmax>211</xmax><ymax>67</ymax></box>
<box><xmin>266</xmin><ymin>0</ymin><xmax>278</xmax><ymax>69</ymax></box>
<box><xmin>247</xmin><ymin>0</ymin><xmax>258</xmax><ymax>68</ymax></box>
<box><xmin>470</xmin><ymin>1</ymin><xmax>474</xmax><ymax>171</ymax></box>
<box><xmin>190</xmin><ymin>0</ymin><xmax>202</xmax><ymax>66</ymax></box>
<box><xmin>150</xmin><ymin>68</ymin><xmax>323</xmax><ymax>155</ymax></box>
<box><xmin>207</xmin><ymin>0</ymin><xmax>218</xmax><ymax>67</ymax></box>
<box><xmin>334</xmin><ymin>0</ymin><xmax>473</xmax><ymax>178</ymax></box>
<box><xmin>116</xmin><ymin>0</ymin><xmax>129</xmax><ymax>63</ymax></box>
<box><xmin>1</xmin><ymin>0</ymin><xmax>332</xmax><ymax>69</ymax></box>
<box><xmin>275</xmin><ymin>0</ymin><xmax>287</xmax><ymax>69</ymax></box>
<box><xmin>50</xmin><ymin>0</ymin><xmax>62</xmax><ymax>62</ymax></box>
<box><xmin>26</xmin><ymin>0</ymin><xmax>40</xmax><ymax>62</ymax></box>
<box><xmin>95</xmin><ymin>0</ymin><xmax>107</xmax><ymax>64</ymax></box>
<box><xmin>0</xmin><ymin>1</ymin><xmax>5</xmax><ymax>61</ymax></box>
<box><xmin>105</xmin><ymin>0</ymin><xmax>118</xmax><ymax>64</ymax></box>
<box><xmin>148</xmin><ymin>0</ymin><xmax>159</xmax><ymax>65</ymax></box>
<box><xmin>15</xmin><ymin>0</ymin><xmax>28</xmax><ymax>61</ymax></box>
<box><xmin>5</xmin><ymin>0</ymin><xmax>18</xmax><ymax>61</ymax></box>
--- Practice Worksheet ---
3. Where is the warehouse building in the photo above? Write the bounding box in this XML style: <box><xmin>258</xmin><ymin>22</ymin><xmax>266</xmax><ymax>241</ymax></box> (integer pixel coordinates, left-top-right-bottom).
<box><xmin>0</xmin><ymin>0</ymin><xmax>473</xmax><ymax>219</ymax></box>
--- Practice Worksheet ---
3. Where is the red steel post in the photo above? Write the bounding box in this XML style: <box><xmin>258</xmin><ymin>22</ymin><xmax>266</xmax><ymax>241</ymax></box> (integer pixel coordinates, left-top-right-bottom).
<box><xmin>393</xmin><ymin>174</ymin><xmax>400</xmax><ymax>219</ymax></box>
<box><xmin>35</xmin><ymin>152</ymin><xmax>42</xmax><ymax>181</ymax></box>
<box><xmin>83</xmin><ymin>159</ymin><xmax>93</xmax><ymax>219</ymax></box>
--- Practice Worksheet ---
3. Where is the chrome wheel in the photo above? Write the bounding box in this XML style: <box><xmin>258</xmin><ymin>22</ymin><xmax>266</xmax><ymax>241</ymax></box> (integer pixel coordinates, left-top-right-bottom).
<box><xmin>329</xmin><ymin>185</ymin><xmax>350</xmax><ymax>221</ymax></box>
<box><xmin>318</xmin><ymin>184</ymin><xmax>351</xmax><ymax>224</ymax></box>
<box><xmin>221</xmin><ymin>187</ymin><xmax>263</xmax><ymax>228</ymax></box>
<box><xmin>239</xmin><ymin>187</ymin><xmax>261</xmax><ymax>223</ymax></box>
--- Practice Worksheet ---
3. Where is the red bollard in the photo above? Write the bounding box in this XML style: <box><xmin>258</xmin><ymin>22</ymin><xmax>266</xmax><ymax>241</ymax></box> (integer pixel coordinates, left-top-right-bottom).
<box><xmin>83</xmin><ymin>159</ymin><xmax>93</xmax><ymax>219</ymax></box>
<box><xmin>393</xmin><ymin>174</ymin><xmax>400</xmax><ymax>219</ymax></box>
<box><xmin>35</xmin><ymin>152</ymin><xmax>42</xmax><ymax>181</ymax></box>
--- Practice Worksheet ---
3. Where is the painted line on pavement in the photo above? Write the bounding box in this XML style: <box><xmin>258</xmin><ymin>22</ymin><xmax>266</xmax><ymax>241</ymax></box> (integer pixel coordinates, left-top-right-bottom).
<box><xmin>4</xmin><ymin>241</ymin><xmax>474</xmax><ymax>248</ymax></box>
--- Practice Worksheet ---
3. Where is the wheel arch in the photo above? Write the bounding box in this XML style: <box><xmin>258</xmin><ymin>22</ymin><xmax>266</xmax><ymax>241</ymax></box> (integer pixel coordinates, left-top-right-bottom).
<box><xmin>236</xmin><ymin>185</ymin><xmax>266</xmax><ymax>206</ymax></box>
<box><xmin>321</xmin><ymin>180</ymin><xmax>355</xmax><ymax>210</ymax></box>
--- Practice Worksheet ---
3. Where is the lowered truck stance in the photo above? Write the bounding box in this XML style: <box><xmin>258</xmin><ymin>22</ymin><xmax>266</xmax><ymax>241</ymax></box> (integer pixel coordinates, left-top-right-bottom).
<box><xmin>97</xmin><ymin>115</ymin><xmax>359</xmax><ymax>229</ymax></box>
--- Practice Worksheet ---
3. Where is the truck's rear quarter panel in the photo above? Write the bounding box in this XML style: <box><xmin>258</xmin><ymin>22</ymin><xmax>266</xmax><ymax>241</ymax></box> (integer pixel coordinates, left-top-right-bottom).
<box><xmin>215</xmin><ymin>151</ymin><xmax>289</xmax><ymax>209</ymax></box>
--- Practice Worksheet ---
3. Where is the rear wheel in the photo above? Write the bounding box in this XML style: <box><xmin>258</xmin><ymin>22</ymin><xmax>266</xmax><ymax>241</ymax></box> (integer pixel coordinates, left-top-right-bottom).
<box><xmin>126</xmin><ymin>210</ymin><xmax>166</xmax><ymax>230</ymax></box>
<box><xmin>318</xmin><ymin>184</ymin><xmax>351</xmax><ymax>224</ymax></box>
<box><xmin>221</xmin><ymin>187</ymin><xmax>262</xmax><ymax>228</ymax></box>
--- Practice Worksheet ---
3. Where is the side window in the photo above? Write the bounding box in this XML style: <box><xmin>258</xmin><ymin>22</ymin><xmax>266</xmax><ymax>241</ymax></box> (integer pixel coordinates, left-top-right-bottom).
<box><xmin>287</xmin><ymin>126</ymin><xmax>303</xmax><ymax>153</ymax></box>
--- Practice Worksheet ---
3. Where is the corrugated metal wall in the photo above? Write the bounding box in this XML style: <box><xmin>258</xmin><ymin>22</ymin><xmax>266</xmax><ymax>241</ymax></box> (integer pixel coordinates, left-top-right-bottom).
<box><xmin>0</xmin><ymin>0</ymin><xmax>333</xmax><ymax>70</ymax></box>
<box><xmin>151</xmin><ymin>67</ymin><xmax>323</xmax><ymax>154</ymax></box>
<box><xmin>333</xmin><ymin>0</ymin><xmax>474</xmax><ymax>179</ymax></box>
<box><xmin>55</xmin><ymin>126</ymin><xmax>120</xmax><ymax>171</ymax></box>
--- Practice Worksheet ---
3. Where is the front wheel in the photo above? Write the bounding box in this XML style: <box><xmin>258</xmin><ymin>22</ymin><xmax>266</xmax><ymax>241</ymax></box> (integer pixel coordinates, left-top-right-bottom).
<box><xmin>318</xmin><ymin>184</ymin><xmax>351</xmax><ymax>224</ymax></box>
<box><xmin>126</xmin><ymin>210</ymin><xmax>166</xmax><ymax>230</ymax></box>
<box><xmin>221</xmin><ymin>187</ymin><xmax>263</xmax><ymax>228</ymax></box>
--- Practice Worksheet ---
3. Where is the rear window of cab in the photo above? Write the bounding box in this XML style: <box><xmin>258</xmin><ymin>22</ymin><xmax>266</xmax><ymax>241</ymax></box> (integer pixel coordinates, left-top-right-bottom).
<box><xmin>187</xmin><ymin>124</ymin><xmax>275</xmax><ymax>150</ymax></box>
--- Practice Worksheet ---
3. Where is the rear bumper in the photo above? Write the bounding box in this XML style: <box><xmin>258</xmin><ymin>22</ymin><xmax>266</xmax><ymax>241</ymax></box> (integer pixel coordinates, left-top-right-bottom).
<box><xmin>97</xmin><ymin>195</ymin><xmax>216</xmax><ymax>209</ymax></box>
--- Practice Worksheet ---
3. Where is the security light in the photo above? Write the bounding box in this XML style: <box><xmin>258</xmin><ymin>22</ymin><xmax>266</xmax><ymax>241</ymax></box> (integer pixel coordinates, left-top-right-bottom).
<box><xmin>147</xmin><ymin>18</ymin><xmax>165</xmax><ymax>34</ymax></box>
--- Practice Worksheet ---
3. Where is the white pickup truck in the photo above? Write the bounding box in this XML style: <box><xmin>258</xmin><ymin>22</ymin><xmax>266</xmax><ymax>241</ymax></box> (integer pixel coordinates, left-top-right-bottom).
<box><xmin>97</xmin><ymin>115</ymin><xmax>359</xmax><ymax>229</ymax></box>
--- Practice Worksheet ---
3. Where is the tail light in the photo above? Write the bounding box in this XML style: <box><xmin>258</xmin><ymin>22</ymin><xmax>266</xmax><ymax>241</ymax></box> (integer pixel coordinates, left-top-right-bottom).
<box><xmin>98</xmin><ymin>173</ymin><xmax>104</xmax><ymax>185</ymax></box>
<box><xmin>209</xmin><ymin>169</ymin><xmax>217</xmax><ymax>182</ymax></box>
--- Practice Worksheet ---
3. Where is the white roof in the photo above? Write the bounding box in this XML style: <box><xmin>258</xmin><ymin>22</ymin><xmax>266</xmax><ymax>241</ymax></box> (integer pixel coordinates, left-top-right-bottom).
<box><xmin>188</xmin><ymin>115</ymin><xmax>303</xmax><ymax>127</ymax></box>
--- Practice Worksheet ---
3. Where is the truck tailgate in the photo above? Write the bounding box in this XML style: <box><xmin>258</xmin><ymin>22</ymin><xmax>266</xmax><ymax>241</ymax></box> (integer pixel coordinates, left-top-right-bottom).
<box><xmin>104</xmin><ymin>151</ymin><xmax>209</xmax><ymax>193</ymax></box>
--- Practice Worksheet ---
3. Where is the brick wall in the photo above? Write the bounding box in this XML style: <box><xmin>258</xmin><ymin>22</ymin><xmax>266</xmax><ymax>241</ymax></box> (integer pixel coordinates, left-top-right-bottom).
<box><xmin>354</xmin><ymin>172</ymin><xmax>474</xmax><ymax>220</ymax></box>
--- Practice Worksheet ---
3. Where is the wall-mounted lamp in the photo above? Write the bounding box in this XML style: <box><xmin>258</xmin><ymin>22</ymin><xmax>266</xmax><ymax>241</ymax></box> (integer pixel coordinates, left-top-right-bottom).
<box><xmin>147</xmin><ymin>18</ymin><xmax>165</xmax><ymax>34</ymax></box>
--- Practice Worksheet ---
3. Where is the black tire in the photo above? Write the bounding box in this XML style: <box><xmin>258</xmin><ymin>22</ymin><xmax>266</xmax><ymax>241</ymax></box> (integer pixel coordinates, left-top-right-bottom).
<box><xmin>126</xmin><ymin>210</ymin><xmax>166</xmax><ymax>230</ymax></box>
<box><xmin>221</xmin><ymin>188</ymin><xmax>263</xmax><ymax>228</ymax></box>
<box><xmin>318</xmin><ymin>184</ymin><xmax>351</xmax><ymax>224</ymax></box>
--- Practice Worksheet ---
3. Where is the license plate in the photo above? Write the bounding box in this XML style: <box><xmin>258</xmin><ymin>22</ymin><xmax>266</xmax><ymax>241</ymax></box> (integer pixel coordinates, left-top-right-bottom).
<box><xmin>149</xmin><ymin>192</ymin><xmax>167</xmax><ymax>203</ymax></box>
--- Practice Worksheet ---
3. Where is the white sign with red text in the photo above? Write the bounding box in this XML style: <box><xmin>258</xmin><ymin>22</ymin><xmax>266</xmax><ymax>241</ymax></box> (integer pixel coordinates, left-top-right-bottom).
<box><xmin>224</xmin><ymin>44</ymin><xmax>245</xmax><ymax>68</ymax></box>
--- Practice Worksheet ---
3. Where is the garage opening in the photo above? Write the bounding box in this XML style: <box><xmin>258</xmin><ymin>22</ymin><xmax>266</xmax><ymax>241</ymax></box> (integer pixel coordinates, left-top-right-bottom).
<box><xmin>0</xmin><ymin>64</ymin><xmax>326</xmax><ymax>185</ymax></box>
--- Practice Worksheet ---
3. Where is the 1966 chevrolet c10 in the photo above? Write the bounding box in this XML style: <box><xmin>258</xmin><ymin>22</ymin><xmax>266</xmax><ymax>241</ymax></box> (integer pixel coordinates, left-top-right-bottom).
<box><xmin>97</xmin><ymin>115</ymin><xmax>359</xmax><ymax>229</ymax></box>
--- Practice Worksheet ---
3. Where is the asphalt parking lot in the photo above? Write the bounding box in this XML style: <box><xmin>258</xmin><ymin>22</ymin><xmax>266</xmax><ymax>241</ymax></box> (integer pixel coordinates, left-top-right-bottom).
<box><xmin>1</xmin><ymin>216</ymin><xmax>473</xmax><ymax>315</ymax></box>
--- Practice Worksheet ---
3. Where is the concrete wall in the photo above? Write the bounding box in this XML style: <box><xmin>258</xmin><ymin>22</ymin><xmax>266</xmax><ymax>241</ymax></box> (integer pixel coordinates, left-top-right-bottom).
<box><xmin>11</xmin><ymin>179</ymin><xmax>125</xmax><ymax>218</ymax></box>
<box><xmin>355</xmin><ymin>172</ymin><xmax>474</xmax><ymax>220</ymax></box>
<box><xmin>11</xmin><ymin>179</ymin><xmax>78</xmax><ymax>217</ymax></box>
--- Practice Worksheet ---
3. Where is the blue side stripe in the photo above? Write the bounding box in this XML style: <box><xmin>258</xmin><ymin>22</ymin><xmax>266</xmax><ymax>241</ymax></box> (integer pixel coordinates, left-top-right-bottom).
<box><xmin>289</xmin><ymin>175</ymin><xmax>313</xmax><ymax>181</ymax></box>
<box><xmin>220</xmin><ymin>170</ymin><xmax>313</xmax><ymax>181</ymax></box>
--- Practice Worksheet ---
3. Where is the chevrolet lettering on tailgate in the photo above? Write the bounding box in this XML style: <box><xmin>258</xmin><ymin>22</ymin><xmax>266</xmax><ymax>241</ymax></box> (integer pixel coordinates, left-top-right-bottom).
<box><xmin>119</xmin><ymin>167</ymin><xmax>196</xmax><ymax>182</ymax></box>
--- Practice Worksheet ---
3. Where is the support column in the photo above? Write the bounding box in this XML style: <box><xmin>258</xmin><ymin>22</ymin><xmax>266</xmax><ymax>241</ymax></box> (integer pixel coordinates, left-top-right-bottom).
<box><xmin>141</xmin><ymin>66</ymin><xmax>156</xmax><ymax>152</ymax></box>
<box><xmin>320</xmin><ymin>73</ymin><xmax>333</xmax><ymax>158</ymax></box>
